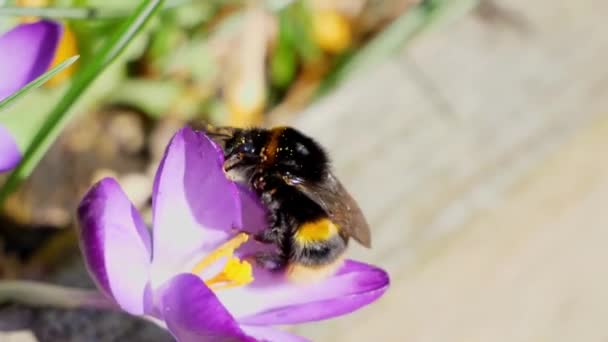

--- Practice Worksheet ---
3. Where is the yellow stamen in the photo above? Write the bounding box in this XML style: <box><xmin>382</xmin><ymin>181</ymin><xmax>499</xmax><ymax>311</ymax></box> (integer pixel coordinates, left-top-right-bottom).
<box><xmin>15</xmin><ymin>0</ymin><xmax>79</xmax><ymax>86</ymax></box>
<box><xmin>46</xmin><ymin>26</ymin><xmax>79</xmax><ymax>87</ymax></box>
<box><xmin>205</xmin><ymin>257</ymin><xmax>254</xmax><ymax>290</ymax></box>
<box><xmin>190</xmin><ymin>233</ymin><xmax>254</xmax><ymax>290</ymax></box>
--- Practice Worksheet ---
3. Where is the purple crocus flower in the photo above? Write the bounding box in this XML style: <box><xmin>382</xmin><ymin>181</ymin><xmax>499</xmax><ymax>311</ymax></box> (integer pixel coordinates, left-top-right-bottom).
<box><xmin>77</xmin><ymin>126</ymin><xmax>389</xmax><ymax>342</ymax></box>
<box><xmin>0</xmin><ymin>20</ymin><xmax>62</xmax><ymax>172</ymax></box>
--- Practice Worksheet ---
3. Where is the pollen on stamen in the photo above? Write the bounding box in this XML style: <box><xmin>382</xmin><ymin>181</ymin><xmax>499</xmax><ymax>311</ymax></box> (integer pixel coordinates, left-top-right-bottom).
<box><xmin>205</xmin><ymin>257</ymin><xmax>254</xmax><ymax>290</ymax></box>
<box><xmin>190</xmin><ymin>232</ymin><xmax>254</xmax><ymax>291</ymax></box>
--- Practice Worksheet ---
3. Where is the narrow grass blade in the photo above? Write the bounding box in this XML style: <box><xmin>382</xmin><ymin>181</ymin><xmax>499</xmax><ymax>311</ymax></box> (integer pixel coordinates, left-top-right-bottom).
<box><xmin>0</xmin><ymin>1</ymin><xmax>180</xmax><ymax>20</ymax></box>
<box><xmin>0</xmin><ymin>56</ymin><xmax>79</xmax><ymax>112</ymax></box>
<box><xmin>0</xmin><ymin>0</ymin><xmax>293</xmax><ymax>21</ymax></box>
<box><xmin>0</xmin><ymin>0</ymin><xmax>164</xmax><ymax>201</ymax></box>
<box><xmin>0</xmin><ymin>6</ymin><xmax>124</xmax><ymax>20</ymax></box>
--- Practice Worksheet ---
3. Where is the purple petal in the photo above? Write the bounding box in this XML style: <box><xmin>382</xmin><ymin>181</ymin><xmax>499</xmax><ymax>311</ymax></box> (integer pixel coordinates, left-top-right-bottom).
<box><xmin>241</xmin><ymin>326</ymin><xmax>310</xmax><ymax>342</ymax></box>
<box><xmin>218</xmin><ymin>260</ymin><xmax>389</xmax><ymax>325</ymax></box>
<box><xmin>77</xmin><ymin>178</ymin><xmax>153</xmax><ymax>315</ymax></box>
<box><xmin>160</xmin><ymin>273</ymin><xmax>255</xmax><ymax>342</ymax></box>
<box><xmin>150</xmin><ymin>127</ymin><xmax>242</xmax><ymax>280</ymax></box>
<box><xmin>237</xmin><ymin>184</ymin><xmax>268</xmax><ymax>234</ymax></box>
<box><xmin>234</xmin><ymin>185</ymin><xmax>276</xmax><ymax>258</ymax></box>
<box><xmin>0</xmin><ymin>125</ymin><xmax>21</xmax><ymax>172</ymax></box>
<box><xmin>0</xmin><ymin>20</ymin><xmax>62</xmax><ymax>101</ymax></box>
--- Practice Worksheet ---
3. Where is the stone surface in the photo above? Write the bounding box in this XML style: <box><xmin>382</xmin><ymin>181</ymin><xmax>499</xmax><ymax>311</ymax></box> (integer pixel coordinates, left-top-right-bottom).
<box><xmin>286</xmin><ymin>0</ymin><xmax>608</xmax><ymax>340</ymax></box>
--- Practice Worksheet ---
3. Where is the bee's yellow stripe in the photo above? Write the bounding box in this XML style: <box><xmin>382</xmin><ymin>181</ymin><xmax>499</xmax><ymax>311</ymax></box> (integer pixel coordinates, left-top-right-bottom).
<box><xmin>294</xmin><ymin>219</ymin><xmax>339</xmax><ymax>244</ymax></box>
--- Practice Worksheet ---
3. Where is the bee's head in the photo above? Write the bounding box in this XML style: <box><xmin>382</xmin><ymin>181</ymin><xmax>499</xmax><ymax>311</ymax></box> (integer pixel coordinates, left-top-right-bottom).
<box><xmin>204</xmin><ymin>124</ymin><xmax>329</xmax><ymax>189</ymax></box>
<box><xmin>220</xmin><ymin>128</ymin><xmax>268</xmax><ymax>183</ymax></box>
<box><xmin>270</xmin><ymin>127</ymin><xmax>329</xmax><ymax>187</ymax></box>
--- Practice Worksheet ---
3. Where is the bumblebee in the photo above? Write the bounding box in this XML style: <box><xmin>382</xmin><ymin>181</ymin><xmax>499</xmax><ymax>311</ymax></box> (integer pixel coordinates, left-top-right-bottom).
<box><xmin>203</xmin><ymin>125</ymin><xmax>371</xmax><ymax>282</ymax></box>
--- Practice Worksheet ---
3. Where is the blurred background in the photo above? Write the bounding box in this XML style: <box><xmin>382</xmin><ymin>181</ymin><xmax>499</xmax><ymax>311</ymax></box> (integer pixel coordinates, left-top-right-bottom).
<box><xmin>2</xmin><ymin>0</ymin><xmax>608</xmax><ymax>341</ymax></box>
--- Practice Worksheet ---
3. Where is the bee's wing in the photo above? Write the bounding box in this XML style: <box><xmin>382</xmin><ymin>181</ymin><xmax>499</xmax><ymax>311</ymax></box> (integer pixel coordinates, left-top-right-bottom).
<box><xmin>293</xmin><ymin>173</ymin><xmax>371</xmax><ymax>248</ymax></box>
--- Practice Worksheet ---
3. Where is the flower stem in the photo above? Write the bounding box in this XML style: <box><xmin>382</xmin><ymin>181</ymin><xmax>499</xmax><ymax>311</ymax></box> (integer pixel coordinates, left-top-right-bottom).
<box><xmin>0</xmin><ymin>281</ymin><xmax>114</xmax><ymax>310</ymax></box>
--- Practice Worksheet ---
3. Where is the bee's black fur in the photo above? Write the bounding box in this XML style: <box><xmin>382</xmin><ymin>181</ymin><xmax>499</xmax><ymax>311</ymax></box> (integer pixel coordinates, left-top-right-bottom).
<box><xmin>216</xmin><ymin>126</ymin><xmax>348</xmax><ymax>271</ymax></box>
<box><xmin>272</xmin><ymin>127</ymin><xmax>329</xmax><ymax>183</ymax></box>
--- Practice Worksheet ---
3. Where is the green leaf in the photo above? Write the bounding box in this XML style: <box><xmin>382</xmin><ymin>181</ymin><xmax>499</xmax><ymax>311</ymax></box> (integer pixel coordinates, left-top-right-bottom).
<box><xmin>0</xmin><ymin>0</ymin><xmax>165</xmax><ymax>202</ymax></box>
<box><xmin>166</xmin><ymin>39</ymin><xmax>217</xmax><ymax>81</ymax></box>
<box><xmin>270</xmin><ymin>42</ymin><xmax>297</xmax><ymax>89</ymax></box>
<box><xmin>0</xmin><ymin>6</ymin><xmax>125</xmax><ymax>20</ymax></box>
<box><xmin>108</xmin><ymin>79</ymin><xmax>185</xmax><ymax>118</ymax></box>
<box><xmin>0</xmin><ymin>56</ymin><xmax>79</xmax><ymax>112</ymax></box>
<box><xmin>0</xmin><ymin>86</ymin><xmax>65</xmax><ymax>152</ymax></box>
<box><xmin>270</xmin><ymin>11</ymin><xmax>298</xmax><ymax>89</ymax></box>
<box><xmin>282</xmin><ymin>1</ymin><xmax>320</xmax><ymax>64</ymax></box>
